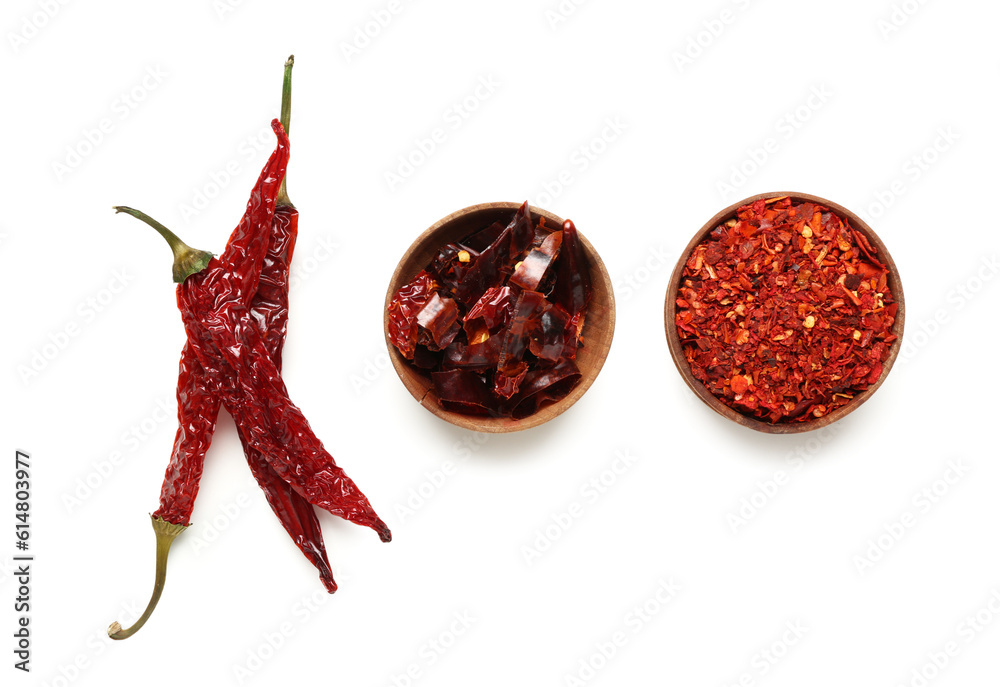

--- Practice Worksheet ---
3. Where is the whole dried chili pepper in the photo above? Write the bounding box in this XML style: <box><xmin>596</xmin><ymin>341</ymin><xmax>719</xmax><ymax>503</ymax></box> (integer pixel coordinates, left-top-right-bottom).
<box><xmin>108</xmin><ymin>58</ymin><xmax>384</xmax><ymax>640</ymax></box>
<box><xmin>107</xmin><ymin>122</ymin><xmax>291</xmax><ymax>640</ymax></box>
<box><xmin>234</xmin><ymin>59</ymin><xmax>337</xmax><ymax>594</ymax></box>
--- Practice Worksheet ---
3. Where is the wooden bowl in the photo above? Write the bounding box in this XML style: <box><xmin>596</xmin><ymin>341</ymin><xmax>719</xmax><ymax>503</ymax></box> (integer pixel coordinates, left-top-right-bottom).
<box><xmin>384</xmin><ymin>202</ymin><xmax>615</xmax><ymax>433</ymax></box>
<box><xmin>664</xmin><ymin>191</ymin><xmax>905</xmax><ymax>434</ymax></box>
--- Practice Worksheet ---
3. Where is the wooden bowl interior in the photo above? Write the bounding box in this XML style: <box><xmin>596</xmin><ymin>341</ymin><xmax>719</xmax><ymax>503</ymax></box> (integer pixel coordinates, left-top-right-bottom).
<box><xmin>385</xmin><ymin>202</ymin><xmax>616</xmax><ymax>433</ymax></box>
<box><xmin>664</xmin><ymin>192</ymin><xmax>906</xmax><ymax>434</ymax></box>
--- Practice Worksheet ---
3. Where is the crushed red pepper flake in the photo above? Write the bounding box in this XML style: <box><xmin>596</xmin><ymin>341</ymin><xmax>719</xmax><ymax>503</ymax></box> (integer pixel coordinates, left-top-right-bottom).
<box><xmin>675</xmin><ymin>197</ymin><xmax>898</xmax><ymax>424</ymax></box>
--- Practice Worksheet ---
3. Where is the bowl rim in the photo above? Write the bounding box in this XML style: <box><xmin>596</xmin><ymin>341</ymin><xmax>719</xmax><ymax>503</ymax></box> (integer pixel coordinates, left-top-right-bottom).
<box><xmin>664</xmin><ymin>191</ymin><xmax>906</xmax><ymax>434</ymax></box>
<box><xmin>384</xmin><ymin>201</ymin><xmax>617</xmax><ymax>433</ymax></box>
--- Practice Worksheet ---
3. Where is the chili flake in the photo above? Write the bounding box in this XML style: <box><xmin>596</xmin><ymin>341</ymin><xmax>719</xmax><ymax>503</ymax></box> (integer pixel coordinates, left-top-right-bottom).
<box><xmin>675</xmin><ymin>197</ymin><xmax>898</xmax><ymax>424</ymax></box>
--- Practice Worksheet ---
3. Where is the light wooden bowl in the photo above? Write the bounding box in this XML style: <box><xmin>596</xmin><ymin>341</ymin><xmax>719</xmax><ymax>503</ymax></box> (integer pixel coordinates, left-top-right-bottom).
<box><xmin>384</xmin><ymin>202</ymin><xmax>615</xmax><ymax>433</ymax></box>
<box><xmin>664</xmin><ymin>191</ymin><xmax>905</xmax><ymax>434</ymax></box>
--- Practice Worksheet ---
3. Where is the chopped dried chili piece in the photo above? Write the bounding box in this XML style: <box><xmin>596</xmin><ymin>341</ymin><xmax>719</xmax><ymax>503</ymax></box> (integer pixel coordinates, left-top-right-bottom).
<box><xmin>416</xmin><ymin>292</ymin><xmax>461</xmax><ymax>350</ymax></box>
<box><xmin>510</xmin><ymin>249</ymin><xmax>556</xmax><ymax>291</ymax></box>
<box><xmin>529</xmin><ymin>301</ymin><xmax>577</xmax><ymax>362</ymax></box>
<box><xmin>538</xmin><ymin>230</ymin><xmax>563</xmax><ymax>258</ymax></box>
<box><xmin>389</xmin><ymin>203</ymin><xmax>592</xmax><ymax>419</ymax></box>
<box><xmin>464</xmin><ymin>285</ymin><xmax>514</xmax><ymax>338</ymax></box>
<box><xmin>552</xmin><ymin>220</ymin><xmax>591</xmax><ymax>319</ymax></box>
<box><xmin>510</xmin><ymin>359</ymin><xmax>582</xmax><ymax>419</ymax></box>
<box><xmin>498</xmin><ymin>291</ymin><xmax>547</xmax><ymax>376</ymax></box>
<box><xmin>432</xmin><ymin>369</ymin><xmax>495</xmax><ymax>415</ymax></box>
<box><xmin>675</xmin><ymin>197</ymin><xmax>898</xmax><ymax>424</ymax></box>
<box><xmin>443</xmin><ymin>335</ymin><xmax>502</xmax><ymax>371</ymax></box>
<box><xmin>388</xmin><ymin>271</ymin><xmax>436</xmax><ymax>359</ymax></box>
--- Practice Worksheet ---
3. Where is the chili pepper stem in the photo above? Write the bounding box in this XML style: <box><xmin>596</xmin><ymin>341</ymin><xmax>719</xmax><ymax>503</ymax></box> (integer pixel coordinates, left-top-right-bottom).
<box><xmin>113</xmin><ymin>206</ymin><xmax>213</xmax><ymax>283</ymax></box>
<box><xmin>108</xmin><ymin>516</ymin><xmax>188</xmax><ymax>640</ymax></box>
<box><xmin>276</xmin><ymin>55</ymin><xmax>294</xmax><ymax>208</ymax></box>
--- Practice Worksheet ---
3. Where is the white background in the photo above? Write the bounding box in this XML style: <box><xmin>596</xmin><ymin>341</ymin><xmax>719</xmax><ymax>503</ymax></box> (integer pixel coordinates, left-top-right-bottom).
<box><xmin>2</xmin><ymin>0</ymin><xmax>999</xmax><ymax>685</ymax></box>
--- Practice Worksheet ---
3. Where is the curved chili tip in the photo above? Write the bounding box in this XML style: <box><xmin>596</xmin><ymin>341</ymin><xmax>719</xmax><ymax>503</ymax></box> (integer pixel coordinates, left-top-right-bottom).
<box><xmin>108</xmin><ymin>515</ymin><xmax>187</xmax><ymax>640</ymax></box>
<box><xmin>376</xmin><ymin>519</ymin><xmax>392</xmax><ymax>543</ymax></box>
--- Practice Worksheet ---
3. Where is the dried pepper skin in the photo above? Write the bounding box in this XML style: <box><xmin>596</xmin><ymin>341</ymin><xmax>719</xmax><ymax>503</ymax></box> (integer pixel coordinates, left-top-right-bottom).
<box><xmin>453</xmin><ymin>225</ymin><xmax>511</xmax><ymax>307</ymax></box>
<box><xmin>529</xmin><ymin>301</ymin><xmax>577</xmax><ymax>362</ymax></box>
<box><xmin>507</xmin><ymin>200</ymin><xmax>535</xmax><ymax>259</ymax></box>
<box><xmin>442</xmin><ymin>336</ymin><xmax>502</xmax><ymax>371</ymax></box>
<box><xmin>510</xmin><ymin>249</ymin><xmax>555</xmax><ymax>291</ymax></box>
<box><xmin>431</xmin><ymin>369</ymin><xmax>494</xmax><ymax>415</ymax></box>
<box><xmin>463</xmin><ymin>286</ymin><xmax>514</xmax><ymax>339</ymax></box>
<box><xmin>390</xmin><ymin>203</ymin><xmax>589</xmax><ymax>418</ymax></box>
<box><xmin>509</xmin><ymin>358</ymin><xmax>581</xmax><ymax>419</ymax></box>
<box><xmin>552</xmin><ymin>220</ymin><xmax>591</xmax><ymax>319</ymax></box>
<box><xmin>416</xmin><ymin>293</ymin><xmax>461</xmax><ymax>350</ymax></box>
<box><xmin>388</xmin><ymin>271</ymin><xmax>436</xmax><ymax>359</ymax></box>
<box><xmin>498</xmin><ymin>291</ymin><xmax>547</xmax><ymax>376</ymax></box>
<box><xmin>428</xmin><ymin>243</ymin><xmax>474</xmax><ymax>294</ymax></box>
<box><xmin>675</xmin><ymin>197</ymin><xmax>898</xmax><ymax>423</ymax></box>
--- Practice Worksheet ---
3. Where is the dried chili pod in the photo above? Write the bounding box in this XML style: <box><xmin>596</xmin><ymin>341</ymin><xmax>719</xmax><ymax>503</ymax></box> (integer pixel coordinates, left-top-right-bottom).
<box><xmin>239</xmin><ymin>201</ymin><xmax>338</xmax><ymax>593</ymax></box>
<box><xmin>108</xmin><ymin>58</ymin><xmax>356</xmax><ymax>639</ymax></box>
<box><xmin>107</xmin><ymin>118</ymin><xmax>291</xmax><ymax>640</ymax></box>
<box><xmin>179</xmin><ymin>270</ymin><xmax>391</xmax><ymax>541</ymax></box>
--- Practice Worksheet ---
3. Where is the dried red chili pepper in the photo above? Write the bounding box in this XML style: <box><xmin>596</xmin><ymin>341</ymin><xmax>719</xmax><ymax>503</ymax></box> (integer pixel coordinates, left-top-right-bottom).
<box><xmin>181</xmin><ymin>275</ymin><xmax>392</xmax><ymax>540</ymax></box>
<box><xmin>237</xmin><ymin>63</ymin><xmax>337</xmax><ymax>594</ymax></box>
<box><xmin>108</xmin><ymin>58</ymin><xmax>382</xmax><ymax>640</ymax></box>
<box><xmin>237</xmin><ymin>201</ymin><xmax>338</xmax><ymax>594</ymax></box>
<box><xmin>388</xmin><ymin>203</ymin><xmax>591</xmax><ymax>418</ymax></box>
<box><xmin>107</xmin><ymin>120</ymin><xmax>290</xmax><ymax>638</ymax></box>
<box><xmin>675</xmin><ymin>197</ymin><xmax>898</xmax><ymax>424</ymax></box>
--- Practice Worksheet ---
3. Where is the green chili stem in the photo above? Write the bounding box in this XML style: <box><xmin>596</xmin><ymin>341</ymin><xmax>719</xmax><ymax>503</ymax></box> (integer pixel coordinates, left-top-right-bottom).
<box><xmin>108</xmin><ymin>516</ymin><xmax>188</xmax><ymax>640</ymax></box>
<box><xmin>113</xmin><ymin>206</ymin><xmax>213</xmax><ymax>283</ymax></box>
<box><xmin>276</xmin><ymin>55</ymin><xmax>294</xmax><ymax>208</ymax></box>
